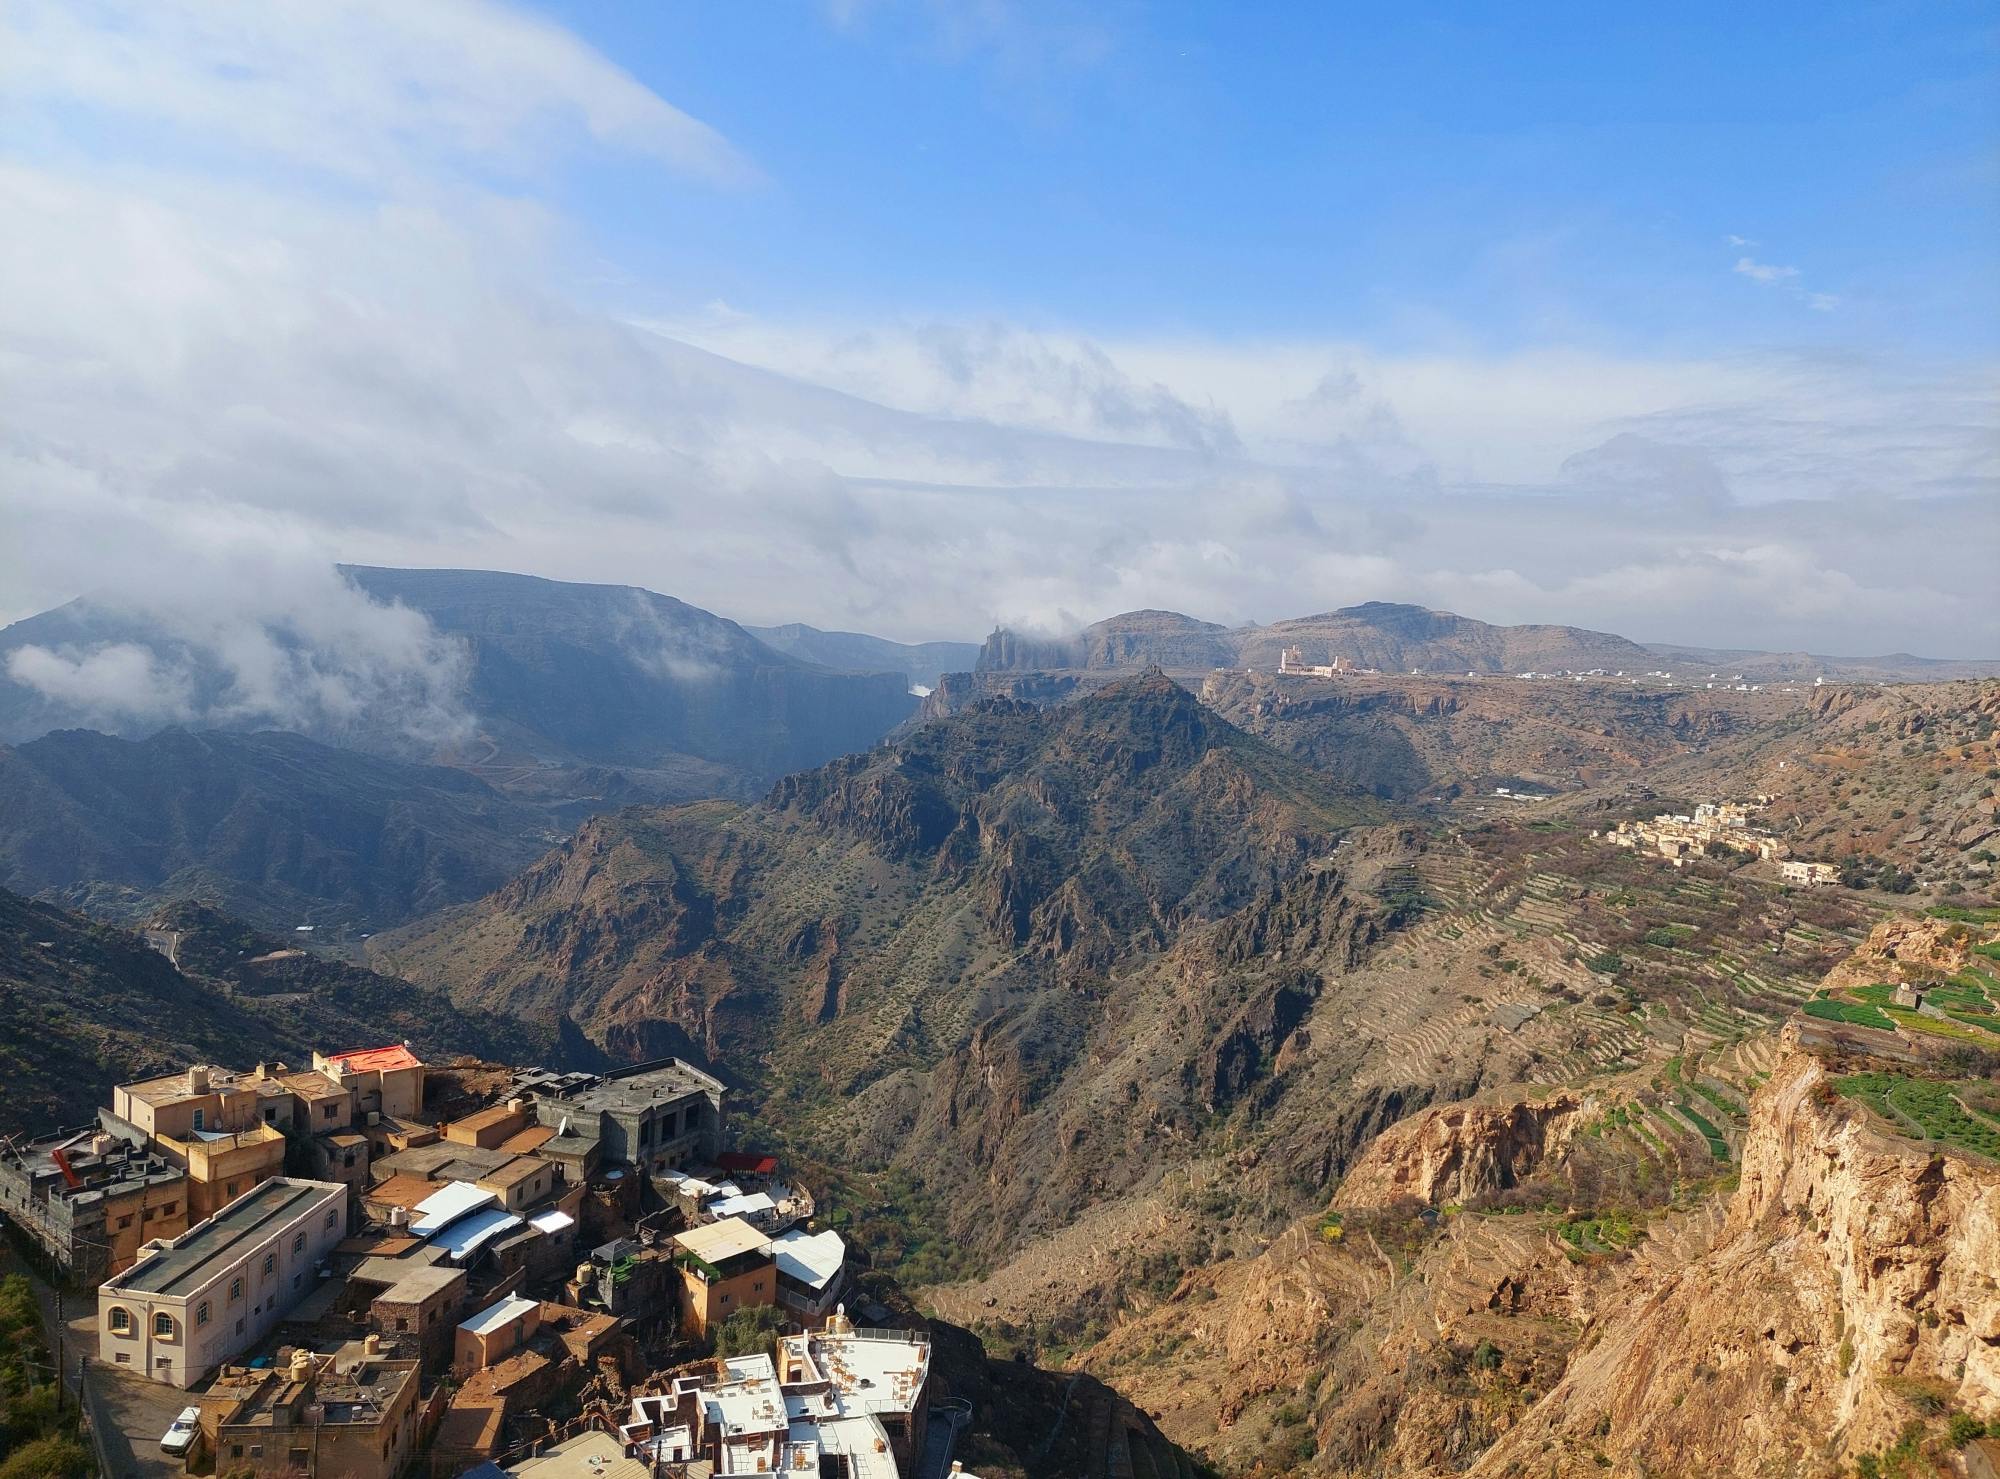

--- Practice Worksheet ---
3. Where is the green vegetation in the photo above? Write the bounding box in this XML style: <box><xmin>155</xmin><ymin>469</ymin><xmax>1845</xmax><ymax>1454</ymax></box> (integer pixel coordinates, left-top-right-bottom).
<box><xmin>1834</xmin><ymin>1072</ymin><xmax>2000</xmax><ymax>1159</ymax></box>
<box><xmin>712</xmin><ymin>1303</ymin><xmax>786</xmax><ymax>1359</ymax></box>
<box><xmin>1927</xmin><ymin>905</ymin><xmax>2000</xmax><ymax>923</ymax></box>
<box><xmin>0</xmin><ymin>1275</ymin><xmax>87</xmax><ymax>1479</ymax></box>
<box><xmin>1557</xmin><ymin>1210</ymin><xmax>1643</xmax><ymax>1254</ymax></box>
<box><xmin>1674</xmin><ymin>1101</ymin><xmax>1730</xmax><ymax>1161</ymax></box>
<box><xmin>1587</xmin><ymin>952</ymin><xmax>1624</xmax><ymax>976</ymax></box>
<box><xmin>1803</xmin><ymin>996</ymin><xmax>1895</xmax><ymax>1031</ymax></box>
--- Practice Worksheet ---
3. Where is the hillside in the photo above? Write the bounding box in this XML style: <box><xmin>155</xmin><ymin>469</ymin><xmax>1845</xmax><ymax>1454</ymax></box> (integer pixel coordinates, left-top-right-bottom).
<box><xmin>747</xmin><ymin>622</ymin><xmax>978</xmax><ymax>691</ymax></box>
<box><xmin>959</xmin><ymin>914</ymin><xmax>2000</xmax><ymax>1477</ymax></box>
<box><xmin>0</xmin><ymin>891</ymin><xmax>548</xmax><ymax>1135</ymax></box>
<box><xmin>373</xmin><ymin>672</ymin><xmax>1389</xmax><ymax>1245</ymax></box>
<box><xmin>0</xmin><ymin>726</ymin><xmax>558</xmax><ymax>934</ymax></box>
<box><xmin>0</xmin><ymin>568</ymin><xmax>922</xmax><ymax>798</ymax></box>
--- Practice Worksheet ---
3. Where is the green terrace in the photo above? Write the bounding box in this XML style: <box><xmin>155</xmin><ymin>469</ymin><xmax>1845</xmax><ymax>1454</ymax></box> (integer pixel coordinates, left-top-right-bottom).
<box><xmin>1833</xmin><ymin>1072</ymin><xmax>2000</xmax><ymax>1161</ymax></box>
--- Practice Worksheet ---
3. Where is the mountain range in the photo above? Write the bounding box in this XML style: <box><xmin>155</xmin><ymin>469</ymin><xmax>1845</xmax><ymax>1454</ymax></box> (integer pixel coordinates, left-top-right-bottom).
<box><xmin>973</xmin><ymin>600</ymin><xmax>2000</xmax><ymax>683</ymax></box>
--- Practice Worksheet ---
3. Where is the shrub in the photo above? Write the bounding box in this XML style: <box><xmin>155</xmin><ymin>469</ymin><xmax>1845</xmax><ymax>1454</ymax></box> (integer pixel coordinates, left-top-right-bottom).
<box><xmin>1588</xmin><ymin>953</ymin><xmax>1623</xmax><ymax>976</ymax></box>
<box><xmin>0</xmin><ymin>1437</ymin><xmax>90</xmax><ymax>1479</ymax></box>
<box><xmin>1472</xmin><ymin>1339</ymin><xmax>1503</xmax><ymax>1372</ymax></box>
<box><xmin>1949</xmin><ymin>1411</ymin><xmax>1989</xmax><ymax>1445</ymax></box>
<box><xmin>713</xmin><ymin>1303</ymin><xmax>786</xmax><ymax>1359</ymax></box>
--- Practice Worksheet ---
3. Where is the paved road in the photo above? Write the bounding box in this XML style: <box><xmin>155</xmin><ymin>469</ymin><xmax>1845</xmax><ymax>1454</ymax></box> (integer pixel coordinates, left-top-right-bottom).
<box><xmin>83</xmin><ymin>1362</ymin><xmax>190</xmax><ymax>1479</ymax></box>
<box><xmin>2</xmin><ymin>1232</ymin><xmax>183</xmax><ymax>1478</ymax></box>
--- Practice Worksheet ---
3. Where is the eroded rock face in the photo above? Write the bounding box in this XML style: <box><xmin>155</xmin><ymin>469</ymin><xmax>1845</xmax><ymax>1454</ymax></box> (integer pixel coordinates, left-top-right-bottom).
<box><xmin>1821</xmin><ymin>914</ymin><xmax>1984</xmax><ymax>992</ymax></box>
<box><xmin>1471</xmin><ymin>1042</ymin><xmax>2000</xmax><ymax>1477</ymax></box>
<box><xmin>1333</xmin><ymin>1092</ymin><xmax>1586</xmax><ymax>1210</ymax></box>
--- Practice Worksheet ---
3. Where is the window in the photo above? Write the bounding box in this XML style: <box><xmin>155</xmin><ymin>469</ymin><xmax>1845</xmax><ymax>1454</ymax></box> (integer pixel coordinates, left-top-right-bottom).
<box><xmin>108</xmin><ymin>1306</ymin><xmax>132</xmax><ymax>1334</ymax></box>
<box><xmin>115</xmin><ymin>1352</ymin><xmax>130</xmax><ymax>1365</ymax></box>
<box><xmin>395</xmin><ymin>1317</ymin><xmax>408</xmax><ymax>1331</ymax></box>
<box><xmin>288</xmin><ymin>1449</ymin><xmax>309</xmax><ymax>1467</ymax></box>
<box><xmin>162</xmin><ymin>1202</ymin><xmax>177</xmax><ymax>1215</ymax></box>
<box><xmin>196</xmin><ymin>1300</ymin><xmax>210</xmax><ymax>1325</ymax></box>
<box><xmin>229</xmin><ymin>1277</ymin><xmax>242</xmax><ymax>1300</ymax></box>
<box><xmin>154</xmin><ymin>1312</ymin><xmax>174</xmax><ymax>1338</ymax></box>
<box><xmin>264</xmin><ymin>1107</ymin><xmax>277</xmax><ymax>1123</ymax></box>
<box><xmin>753</xmin><ymin>1280</ymin><xmax>764</xmax><ymax>1293</ymax></box>
<box><xmin>191</xmin><ymin>1108</ymin><xmax>205</xmax><ymax>1131</ymax></box>
<box><xmin>263</xmin><ymin>1253</ymin><xmax>275</xmax><ymax>1275</ymax></box>
<box><xmin>293</xmin><ymin>1233</ymin><xmax>305</xmax><ymax>1253</ymax></box>
<box><xmin>235</xmin><ymin>1319</ymin><xmax>244</xmax><ymax>1336</ymax></box>
<box><xmin>116</xmin><ymin>1214</ymin><xmax>133</xmax><ymax>1230</ymax></box>
<box><xmin>226</xmin><ymin>1181</ymin><xmax>239</xmax><ymax>1197</ymax></box>
<box><xmin>322</xmin><ymin>1103</ymin><xmax>338</xmax><ymax>1120</ymax></box>
<box><xmin>719</xmin><ymin>1293</ymin><xmax>732</xmax><ymax>1308</ymax></box>
<box><xmin>325</xmin><ymin>1209</ymin><xmax>338</xmax><ymax>1229</ymax></box>
<box><xmin>230</xmin><ymin>1446</ymin><xmax>243</xmax><ymax>1460</ymax></box>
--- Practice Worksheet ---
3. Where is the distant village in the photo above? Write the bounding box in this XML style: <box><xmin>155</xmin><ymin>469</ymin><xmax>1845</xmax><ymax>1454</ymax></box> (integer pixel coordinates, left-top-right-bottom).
<box><xmin>0</xmin><ymin>1046</ymin><xmax>963</xmax><ymax>1479</ymax></box>
<box><xmin>1597</xmin><ymin>797</ymin><xmax>1840</xmax><ymax>886</ymax></box>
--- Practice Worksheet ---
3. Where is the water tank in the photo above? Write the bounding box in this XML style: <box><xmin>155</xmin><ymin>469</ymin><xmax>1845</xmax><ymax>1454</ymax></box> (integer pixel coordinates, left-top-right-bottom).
<box><xmin>288</xmin><ymin>1348</ymin><xmax>314</xmax><ymax>1384</ymax></box>
<box><xmin>387</xmin><ymin>1205</ymin><xmax>409</xmax><ymax>1228</ymax></box>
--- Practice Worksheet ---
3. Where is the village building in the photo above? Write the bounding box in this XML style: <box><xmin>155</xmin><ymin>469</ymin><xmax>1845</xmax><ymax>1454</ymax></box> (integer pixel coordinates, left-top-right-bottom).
<box><xmin>1602</xmin><ymin>797</ymin><xmax>1786</xmax><ymax>869</ymax></box>
<box><xmin>670</xmin><ymin>1215</ymin><xmax>776</xmax><ymax>1340</ymax></box>
<box><xmin>98</xmin><ymin>1177</ymin><xmax>348</xmax><ymax>1387</ymax></box>
<box><xmin>199</xmin><ymin>1339</ymin><xmax>424</xmax><ymax>1479</ymax></box>
<box><xmin>777</xmin><ymin>1313</ymin><xmax>932</xmax><ymax>1478</ymax></box>
<box><xmin>513</xmin><ymin>1059</ymin><xmax>726</xmax><ymax>1176</ymax></box>
<box><xmin>772</xmin><ymin>1226</ymin><xmax>848</xmax><ymax>1326</ymax></box>
<box><xmin>0</xmin><ymin>1125</ymin><xmax>187</xmax><ymax>1282</ymax></box>
<box><xmin>1277</xmin><ymin>644</ymin><xmax>1344</xmax><ymax>678</ymax></box>
<box><xmin>1780</xmin><ymin>860</ymin><xmax>1841</xmax><ymax>887</ymax></box>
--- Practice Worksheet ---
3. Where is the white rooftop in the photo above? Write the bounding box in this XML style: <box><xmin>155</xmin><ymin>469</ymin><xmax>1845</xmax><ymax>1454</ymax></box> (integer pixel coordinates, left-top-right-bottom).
<box><xmin>409</xmin><ymin>1180</ymin><xmax>495</xmax><ymax>1237</ymax></box>
<box><xmin>704</xmin><ymin>1353</ymin><xmax>788</xmax><ymax>1439</ymax></box>
<box><xmin>435</xmin><ymin>1205</ymin><xmax>525</xmax><ymax>1262</ymax></box>
<box><xmin>707</xmin><ymin>1191</ymin><xmax>777</xmax><ymax>1219</ymax></box>
<box><xmin>773</xmin><ymin>1228</ymin><xmax>845</xmax><ymax>1292</ymax></box>
<box><xmin>459</xmin><ymin>1292</ymin><xmax>538</xmax><ymax>1337</ymax></box>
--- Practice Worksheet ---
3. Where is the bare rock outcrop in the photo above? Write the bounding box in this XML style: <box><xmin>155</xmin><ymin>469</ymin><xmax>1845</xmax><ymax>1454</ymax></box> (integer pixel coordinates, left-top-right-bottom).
<box><xmin>1333</xmin><ymin>1091</ymin><xmax>1586</xmax><ymax>1210</ymax></box>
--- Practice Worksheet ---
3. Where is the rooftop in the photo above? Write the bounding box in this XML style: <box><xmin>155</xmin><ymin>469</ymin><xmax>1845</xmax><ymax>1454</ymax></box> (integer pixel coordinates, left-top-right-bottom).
<box><xmin>479</xmin><ymin>1156</ymin><xmax>548</xmax><ymax>1189</ymax></box>
<box><xmin>533</xmin><ymin>1058</ymin><xmax>722</xmax><ymax>1117</ymax></box>
<box><xmin>109</xmin><ymin>1179</ymin><xmax>342</xmax><ymax>1298</ymax></box>
<box><xmin>505</xmin><ymin>1429</ymin><xmax>650</xmax><ymax>1479</ymax></box>
<box><xmin>325</xmin><ymin>1044</ymin><xmax>423</xmax><ymax>1074</ymax></box>
<box><xmin>772</xmin><ymin>1229</ymin><xmax>845</xmax><ymax>1292</ymax></box>
<box><xmin>410</xmin><ymin>1181</ymin><xmax>496</xmax><ymax>1236</ymax></box>
<box><xmin>435</xmin><ymin>1206</ymin><xmax>526</xmax><ymax>1262</ymax></box>
<box><xmin>674</xmin><ymin>1216</ymin><xmax>769</xmax><ymax>1267</ymax></box>
<box><xmin>460</xmin><ymin>1292</ymin><xmax>539</xmax><ymax>1337</ymax></box>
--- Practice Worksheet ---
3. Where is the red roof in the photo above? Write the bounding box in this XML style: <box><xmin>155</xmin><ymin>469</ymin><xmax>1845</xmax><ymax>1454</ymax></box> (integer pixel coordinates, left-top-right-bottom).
<box><xmin>716</xmin><ymin>1151</ymin><xmax>778</xmax><ymax>1176</ymax></box>
<box><xmin>328</xmin><ymin>1044</ymin><xmax>423</xmax><ymax>1073</ymax></box>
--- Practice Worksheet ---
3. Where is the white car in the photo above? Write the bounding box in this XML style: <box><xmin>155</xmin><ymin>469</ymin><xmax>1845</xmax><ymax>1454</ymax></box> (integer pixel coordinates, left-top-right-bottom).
<box><xmin>160</xmin><ymin>1406</ymin><xmax>200</xmax><ymax>1456</ymax></box>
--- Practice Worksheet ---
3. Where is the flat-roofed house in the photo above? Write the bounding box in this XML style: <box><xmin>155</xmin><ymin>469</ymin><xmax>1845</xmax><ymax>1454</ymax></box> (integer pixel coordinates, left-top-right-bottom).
<box><xmin>671</xmin><ymin>1216</ymin><xmax>774</xmax><ymax>1339</ymax></box>
<box><xmin>0</xmin><ymin>1126</ymin><xmax>188</xmax><ymax>1283</ymax></box>
<box><xmin>201</xmin><ymin>1339</ymin><xmax>421</xmax><ymax>1479</ymax></box>
<box><xmin>316</xmin><ymin>1043</ymin><xmax>426</xmax><ymax>1120</ymax></box>
<box><xmin>98</xmin><ymin>1178</ymin><xmax>348</xmax><ymax>1387</ymax></box>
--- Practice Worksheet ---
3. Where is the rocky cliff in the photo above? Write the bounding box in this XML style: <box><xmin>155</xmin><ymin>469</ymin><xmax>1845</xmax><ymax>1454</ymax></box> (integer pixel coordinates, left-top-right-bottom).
<box><xmin>1474</xmin><ymin>1038</ymin><xmax>2000</xmax><ymax>1476</ymax></box>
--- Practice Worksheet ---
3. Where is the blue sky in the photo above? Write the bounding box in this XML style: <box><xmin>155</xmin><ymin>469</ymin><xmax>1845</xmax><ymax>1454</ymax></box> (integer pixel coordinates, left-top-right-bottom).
<box><xmin>537</xmin><ymin>2</ymin><xmax>1997</xmax><ymax>355</ymax></box>
<box><xmin>0</xmin><ymin>0</ymin><xmax>1995</xmax><ymax>700</ymax></box>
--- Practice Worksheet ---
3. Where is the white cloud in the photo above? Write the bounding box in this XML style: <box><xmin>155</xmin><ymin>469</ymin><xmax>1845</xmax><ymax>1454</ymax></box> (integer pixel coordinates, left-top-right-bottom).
<box><xmin>0</xmin><ymin>0</ymin><xmax>1994</xmax><ymax>724</ymax></box>
<box><xmin>1734</xmin><ymin>256</ymin><xmax>1801</xmax><ymax>284</ymax></box>
<box><xmin>0</xmin><ymin>0</ymin><xmax>753</xmax><ymax>187</ymax></box>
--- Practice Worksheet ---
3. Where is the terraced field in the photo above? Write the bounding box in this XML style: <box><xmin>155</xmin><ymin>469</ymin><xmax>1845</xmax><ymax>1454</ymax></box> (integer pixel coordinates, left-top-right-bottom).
<box><xmin>1412</xmin><ymin>824</ymin><xmax>1882</xmax><ymax>1091</ymax></box>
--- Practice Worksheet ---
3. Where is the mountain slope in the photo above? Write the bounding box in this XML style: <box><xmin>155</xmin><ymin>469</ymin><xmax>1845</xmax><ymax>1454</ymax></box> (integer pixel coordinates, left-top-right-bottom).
<box><xmin>372</xmin><ymin>672</ymin><xmax>1390</xmax><ymax>1249</ymax></box>
<box><xmin>0</xmin><ymin>568</ymin><xmax>921</xmax><ymax>797</ymax></box>
<box><xmin>342</xmin><ymin>566</ymin><xmax>918</xmax><ymax>780</ymax></box>
<box><xmin>0</xmin><ymin>891</ymin><xmax>547</xmax><ymax>1134</ymax></box>
<box><xmin>747</xmin><ymin>622</ymin><xmax>978</xmax><ymax>690</ymax></box>
<box><xmin>0</xmin><ymin>726</ymin><xmax>557</xmax><ymax>933</ymax></box>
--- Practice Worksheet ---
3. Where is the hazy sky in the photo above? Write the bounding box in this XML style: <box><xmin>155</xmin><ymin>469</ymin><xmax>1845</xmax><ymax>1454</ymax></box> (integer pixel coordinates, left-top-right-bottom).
<box><xmin>2</xmin><ymin>0</ymin><xmax>1995</xmax><ymax>667</ymax></box>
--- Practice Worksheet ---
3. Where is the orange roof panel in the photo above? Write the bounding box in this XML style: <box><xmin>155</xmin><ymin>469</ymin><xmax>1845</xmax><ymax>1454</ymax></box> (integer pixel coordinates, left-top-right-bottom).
<box><xmin>328</xmin><ymin>1044</ymin><xmax>424</xmax><ymax>1073</ymax></box>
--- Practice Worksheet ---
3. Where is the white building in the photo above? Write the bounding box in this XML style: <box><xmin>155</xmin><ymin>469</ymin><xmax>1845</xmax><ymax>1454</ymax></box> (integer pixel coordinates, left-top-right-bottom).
<box><xmin>98</xmin><ymin>1177</ymin><xmax>347</xmax><ymax>1387</ymax></box>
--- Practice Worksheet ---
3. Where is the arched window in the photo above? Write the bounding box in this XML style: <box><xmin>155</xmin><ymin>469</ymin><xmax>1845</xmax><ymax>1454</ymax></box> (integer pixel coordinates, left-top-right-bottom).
<box><xmin>153</xmin><ymin>1311</ymin><xmax>175</xmax><ymax>1339</ymax></box>
<box><xmin>107</xmin><ymin>1306</ymin><xmax>133</xmax><ymax>1335</ymax></box>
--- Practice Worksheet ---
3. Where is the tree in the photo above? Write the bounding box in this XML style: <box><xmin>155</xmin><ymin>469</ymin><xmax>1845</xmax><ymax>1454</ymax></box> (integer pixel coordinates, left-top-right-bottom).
<box><xmin>713</xmin><ymin>1303</ymin><xmax>786</xmax><ymax>1359</ymax></box>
